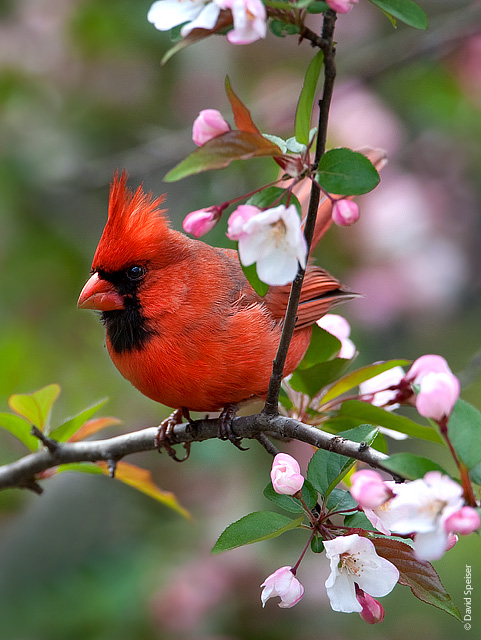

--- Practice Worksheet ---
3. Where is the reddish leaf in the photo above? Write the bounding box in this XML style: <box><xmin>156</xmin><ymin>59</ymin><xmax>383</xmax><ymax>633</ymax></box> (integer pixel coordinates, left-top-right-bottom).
<box><xmin>164</xmin><ymin>130</ymin><xmax>283</xmax><ymax>182</ymax></box>
<box><xmin>225</xmin><ymin>76</ymin><xmax>260</xmax><ymax>134</ymax></box>
<box><xmin>68</xmin><ymin>417</ymin><xmax>122</xmax><ymax>442</ymax></box>
<box><xmin>372</xmin><ymin>537</ymin><xmax>461</xmax><ymax>620</ymax></box>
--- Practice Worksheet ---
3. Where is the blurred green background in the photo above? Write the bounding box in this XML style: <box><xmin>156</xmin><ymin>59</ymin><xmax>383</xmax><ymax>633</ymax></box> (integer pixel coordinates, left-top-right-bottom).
<box><xmin>0</xmin><ymin>0</ymin><xmax>480</xmax><ymax>638</ymax></box>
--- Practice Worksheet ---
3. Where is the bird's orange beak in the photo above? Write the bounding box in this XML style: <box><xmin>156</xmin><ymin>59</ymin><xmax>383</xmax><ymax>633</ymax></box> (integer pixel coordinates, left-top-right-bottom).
<box><xmin>77</xmin><ymin>273</ymin><xmax>124</xmax><ymax>311</ymax></box>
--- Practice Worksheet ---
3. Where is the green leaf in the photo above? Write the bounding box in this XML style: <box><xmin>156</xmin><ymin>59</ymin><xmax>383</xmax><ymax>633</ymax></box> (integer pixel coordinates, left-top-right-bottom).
<box><xmin>164</xmin><ymin>131</ymin><xmax>282</xmax><ymax>182</ymax></box>
<box><xmin>336</xmin><ymin>400</ymin><xmax>444</xmax><ymax>443</ymax></box>
<box><xmin>448</xmin><ymin>399</ymin><xmax>481</xmax><ymax>470</ymax></box>
<box><xmin>8</xmin><ymin>384</ymin><xmax>60</xmax><ymax>431</ymax></box>
<box><xmin>241</xmin><ymin>261</ymin><xmax>269</xmax><ymax>297</ymax></box>
<box><xmin>306</xmin><ymin>1</ymin><xmax>329</xmax><ymax>13</ymax></box>
<box><xmin>48</xmin><ymin>398</ymin><xmax>109</xmax><ymax>441</ymax></box>
<box><xmin>470</xmin><ymin>461</ymin><xmax>481</xmax><ymax>487</ymax></box>
<box><xmin>225</xmin><ymin>76</ymin><xmax>260</xmax><ymax>134</ymax></box>
<box><xmin>295</xmin><ymin>50</ymin><xmax>324</xmax><ymax>145</ymax></box>
<box><xmin>317</xmin><ymin>148</ymin><xmax>380</xmax><ymax>195</ymax></box>
<box><xmin>321</xmin><ymin>359</ymin><xmax>410</xmax><ymax>404</ymax></box>
<box><xmin>0</xmin><ymin>412</ymin><xmax>39</xmax><ymax>450</ymax></box>
<box><xmin>326</xmin><ymin>488</ymin><xmax>358</xmax><ymax>514</ymax></box>
<box><xmin>269</xmin><ymin>20</ymin><xmax>300</xmax><ymax>37</ymax></box>
<box><xmin>57</xmin><ymin>462</ymin><xmax>191</xmax><ymax>519</ymax></box>
<box><xmin>263</xmin><ymin>479</ymin><xmax>318</xmax><ymax>513</ymax></box>
<box><xmin>297</xmin><ymin>324</ymin><xmax>342</xmax><ymax>369</ymax></box>
<box><xmin>311</xmin><ymin>535</ymin><xmax>325</xmax><ymax>553</ymax></box>
<box><xmin>290</xmin><ymin>358</ymin><xmax>352</xmax><ymax>398</ymax></box>
<box><xmin>246</xmin><ymin>186</ymin><xmax>302</xmax><ymax>216</ymax></box>
<box><xmin>368</xmin><ymin>0</ymin><xmax>428</xmax><ymax>30</ymax></box>
<box><xmin>344</xmin><ymin>511</ymin><xmax>377</xmax><ymax>531</ymax></box>
<box><xmin>382</xmin><ymin>453</ymin><xmax>449</xmax><ymax>480</ymax></box>
<box><xmin>372</xmin><ymin>538</ymin><xmax>461</xmax><ymax>620</ymax></box>
<box><xmin>307</xmin><ymin>424</ymin><xmax>378</xmax><ymax>499</ymax></box>
<box><xmin>212</xmin><ymin>512</ymin><xmax>304</xmax><ymax>553</ymax></box>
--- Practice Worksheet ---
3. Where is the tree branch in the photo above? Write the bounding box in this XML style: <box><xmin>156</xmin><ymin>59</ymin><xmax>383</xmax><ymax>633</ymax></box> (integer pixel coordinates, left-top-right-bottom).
<box><xmin>0</xmin><ymin>412</ymin><xmax>396</xmax><ymax>493</ymax></box>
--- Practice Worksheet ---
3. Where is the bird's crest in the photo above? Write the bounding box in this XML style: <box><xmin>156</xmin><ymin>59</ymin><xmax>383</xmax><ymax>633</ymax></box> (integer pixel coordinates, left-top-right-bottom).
<box><xmin>92</xmin><ymin>171</ymin><xmax>169</xmax><ymax>272</ymax></box>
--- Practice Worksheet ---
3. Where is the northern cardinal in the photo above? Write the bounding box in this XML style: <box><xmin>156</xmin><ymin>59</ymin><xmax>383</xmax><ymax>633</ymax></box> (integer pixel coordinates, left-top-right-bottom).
<box><xmin>77</xmin><ymin>167</ymin><xmax>375</xmax><ymax>445</ymax></box>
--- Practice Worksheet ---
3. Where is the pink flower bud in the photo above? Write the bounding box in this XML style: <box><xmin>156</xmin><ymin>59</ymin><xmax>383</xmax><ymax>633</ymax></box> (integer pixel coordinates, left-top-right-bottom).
<box><xmin>332</xmin><ymin>199</ymin><xmax>360</xmax><ymax>227</ymax></box>
<box><xmin>444</xmin><ymin>507</ymin><xmax>480</xmax><ymax>536</ymax></box>
<box><xmin>415</xmin><ymin>371</ymin><xmax>460</xmax><ymax>421</ymax></box>
<box><xmin>356</xmin><ymin>590</ymin><xmax>385</xmax><ymax>624</ymax></box>
<box><xmin>406</xmin><ymin>354</ymin><xmax>453</xmax><ymax>384</ymax></box>
<box><xmin>270</xmin><ymin>453</ymin><xmax>304</xmax><ymax>495</ymax></box>
<box><xmin>183</xmin><ymin>207</ymin><xmax>220</xmax><ymax>238</ymax></box>
<box><xmin>445</xmin><ymin>533</ymin><xmax>459</xmax><ymax>552</ymax></box>
<box><xmin>192</xmin><ymin>109</ymin><xmax>230</xmax><ymax>146</ymax></box>
<box><xmin>260</xmin><ymin>566</ymin><xmax>304</xmax><ymax>608</ymax></box>
<box><xmin>326</xmin><ymin>0</ymin><xmax>359</xmax><ymax>15</ymax></box>
<box><xmin>226</xmin><ymin>205</ymin><xmax>261</xmax><ymax>241</ymax></box>
<box><xmin>350</xmin><ymin>470</ymin><xmax>391</xmax><ymax>509</ymax></box>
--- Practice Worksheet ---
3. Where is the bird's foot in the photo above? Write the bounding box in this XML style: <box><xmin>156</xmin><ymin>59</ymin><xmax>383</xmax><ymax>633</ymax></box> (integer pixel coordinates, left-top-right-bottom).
<box><xmin>218</xmin><ymin>404</ymin><xmax>248</xmax><ymax>451</ymax></box>
<box><xmin>155</xmin><ymin>407</ymin><xmax>191</xmax><ymax>462</ymax></box>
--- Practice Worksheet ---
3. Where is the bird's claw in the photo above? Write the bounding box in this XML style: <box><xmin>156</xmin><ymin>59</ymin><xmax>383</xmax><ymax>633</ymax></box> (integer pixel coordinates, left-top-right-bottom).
<box><xmin>218</xmin><ymin>404</ymin><xmax>249</xmax><ymax>451</ymax></box>
<box><xmin>155</xmin><ymin>408</ymin><xmax>191</xmax><ymax>462</ymax></box>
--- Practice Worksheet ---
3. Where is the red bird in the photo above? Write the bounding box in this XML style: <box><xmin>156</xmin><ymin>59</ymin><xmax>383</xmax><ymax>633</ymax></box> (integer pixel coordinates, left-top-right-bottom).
<box><xmin>78</xmin><ymin>172</ymin><xmax>354</xmax><ymax>445</ymax></box>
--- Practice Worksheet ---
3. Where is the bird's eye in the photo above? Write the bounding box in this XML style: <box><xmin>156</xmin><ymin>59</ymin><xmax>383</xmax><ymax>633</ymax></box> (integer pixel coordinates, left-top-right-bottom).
<box><xmin>126</xmin><ymin>265</ymin><xmax>146</xmax><ymax>281</ymax></box>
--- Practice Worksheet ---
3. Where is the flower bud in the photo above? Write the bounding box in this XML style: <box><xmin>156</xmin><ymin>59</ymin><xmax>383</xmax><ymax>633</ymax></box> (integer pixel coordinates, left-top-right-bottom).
<box><xmin>260</xmin><ymin>566</ymin><xmax>304</xmax><ymax>608</ymax></box>
<box><xmin>444</xmin><ymin>507</ymin><xmax>480</xmax><ymax>536</ymax></box>
<box><xmin>183</xmin><ymin>207</ymin><xmax>220</xmax><ymax>238</ymax></box>
<box><xmin>415</xmin><ymin>371</ymin><xmax>460</xmax><ymax>421</ymax></box>
<box><xmin>192</xmin><ymin>109</ymin><xmax>230</xmax><ymax>146</ymax></box>
<box><xmin>350</xmin><ymin>470</ymin><xmax>391</xmax><ymax>509</ymax></box>
<box><xmin>226</xmin><ymin>205</ymin><xmax>261</xmax><ymax>241</ymax></box>
<box><xmin>356</xmin><ymin>590</ymin><xmax>385</xmax><ymax>624</ymax></box>
<box><xmin>326</xmin><ymin>0</ymin><xmax>359</xmax><ymax>15</ymax></box>
<box><xmin>406</xmin><ymin>354</ymin><xmax>453</xmax><ymax>384</ymax></box>
<box><xmin>332</xmin><ymin>199</ymin><xmax>360</xmax><ymax>227</ymax></box>
<box><xmin>270</xmin><ymin>453</ymin><xmax>304</xmax><ymax>495</ymax></box>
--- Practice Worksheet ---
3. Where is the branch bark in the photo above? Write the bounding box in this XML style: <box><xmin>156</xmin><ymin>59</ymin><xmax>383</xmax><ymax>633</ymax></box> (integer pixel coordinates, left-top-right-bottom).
<box><xmin>0</xmin><ymin>412</ymin><xmax>397</xmax><ymax>493</ymax></box>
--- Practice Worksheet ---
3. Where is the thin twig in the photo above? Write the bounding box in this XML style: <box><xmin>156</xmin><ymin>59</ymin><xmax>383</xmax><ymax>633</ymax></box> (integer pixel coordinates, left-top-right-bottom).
<box><xmin>263</xmin><ymin>9</ymin><xmax>338</xmax><ymax>415</ymax></box>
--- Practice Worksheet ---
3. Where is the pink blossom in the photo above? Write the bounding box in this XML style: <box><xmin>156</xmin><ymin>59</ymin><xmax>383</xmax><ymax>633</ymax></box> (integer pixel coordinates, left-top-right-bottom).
<box><xmin>270</xmin><ymin>453</ymin><xmax>304</xmax><ymax>495</ymax></box>
<box><xmin>444</xmin><ymin>507</ymin><xmax>480</xmax><ymax>536</ymax></box>
<box><xmin>445</xmin><ymin>533</ymin><xmax>459</xmax><ymax>552</ymax></box>
<box><xmin>237</xmin><ymin>204</ymin><xmax>308</xmax><ymax>286</ymax></box>
<box><xmin>226</xmin><ymin>204</ymin><xmax>261</xmax><ymax>241</ymax></box>
<box><xmin>332</xmin><ymin>199</ymin><xmax>360</xmax><ymax>227</ymax></box>
<box><xmin>350</xmin><ymin>470</ymin><xmax>392</xmax><ymax>509</ymax></box>
<box><xmin>183</xmin><ymin>207</ymin><xmax>220</xmax><ymax>237</ymax></box>
<box><xmin>415</xmin><ymin>371</ymin><xmax>460</xmax><ymax>421</ymax></box>
<box><xmin>324</xmin><ymin>534</ymin><xmax>399</xmax><ymax>613</ymax></box>
<box><xmin>326</xmin><ymin>0</ymin><xmax>359</xmax><ymax>15</ymax></box>
<box><xmin>359</xmin><ymin>366</ymin><xmax>405</xmax><ymax>409</ymax></box>
<box><xmin>192</xmin><ymin>109</ymin><xmax>230</xmax><ymax>146</ymax></box>
<box><xmin>223</xmin><ymin>0</ymin><xmax>267</xmax><ymax>45</ymax></box>
<box><xmin>317</xmin><ymin>313</ymin><xmax>356</xmax><ymax>359</ymax></box>
<box><xmin>364</xmin><ymin>471</ymin><xmax>465</xmax><ymax>561</ymax></box>
<box><xmin>260</xmin><ymin>566</ymin><xmax>304</xmax><ymax>608</ymax></box>
<box><xmin>356</xmin><ymin>589</ymin><xmax>385</xmax><ymax>624</ymax></box>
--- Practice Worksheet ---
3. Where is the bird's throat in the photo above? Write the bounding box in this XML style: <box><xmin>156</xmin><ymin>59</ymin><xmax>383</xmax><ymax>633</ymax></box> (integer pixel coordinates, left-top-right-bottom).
<box><xmin>102</xmin><ymin>304</ymin><xmax>154</xmax><ymax>354</ymax></box>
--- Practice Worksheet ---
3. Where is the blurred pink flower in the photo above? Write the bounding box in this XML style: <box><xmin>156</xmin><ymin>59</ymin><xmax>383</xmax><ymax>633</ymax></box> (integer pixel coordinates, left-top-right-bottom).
<box><xmin>332</xmin><ymin>199</ymin><xmax>360</xmax><ymax>227</ymax></box>
<box><xmin>406</xmin><ymin>354</ymin><xmax>453</xmax><ymax>382</ymax></box>
<box><xmin>444</xmin><ymin>507</ymin><xmax>480</xmax><ymax>536</ymax></box>
<box><xmin>192</xmin><ymin>109</ymin><xmax>230</xmax><ymax>146</ymax></box>
<box><xmin>270</xmin><ymin>453</ymin><xmax>304</xmax><ymax>495</ymax></box>
<box><xmin>359</xmin><ymin>366</ymin><xmax>405</xmax><ymax>409</ymax></box>
<box><xmin>222</xmin><ymin>0</ymin><xmax>267</xmax><ymax>44</ymax></box>
<box><xmin>405</xmin><ymin>355</ymin><xmax>460</xmax><ymax>422</ymax></box>
<box><xmin>317</xmin><ymin>313</ymin><xmax>356</xmax><ymax>359</ymax></box>
<box><xmin>261</xmin><ymin>566</ymin><xmax>304</xmax><ymax>608</ymax></box>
